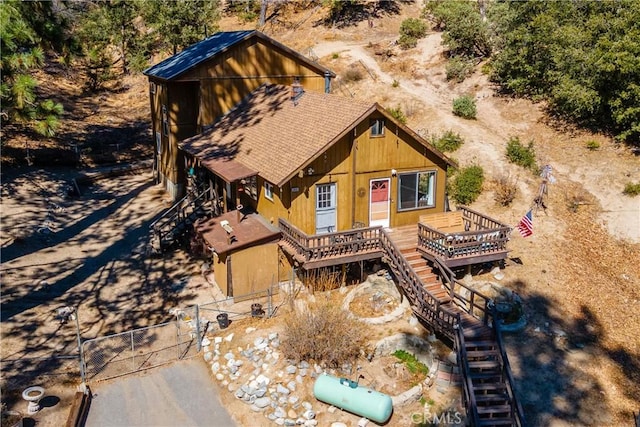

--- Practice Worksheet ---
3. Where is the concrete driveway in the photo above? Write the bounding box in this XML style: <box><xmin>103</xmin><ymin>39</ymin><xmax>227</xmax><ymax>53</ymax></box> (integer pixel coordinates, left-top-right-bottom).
<box><xmin>86</xmin><ymin>358</ymin><xmax>235</xmax><ymax>427</ymax></box>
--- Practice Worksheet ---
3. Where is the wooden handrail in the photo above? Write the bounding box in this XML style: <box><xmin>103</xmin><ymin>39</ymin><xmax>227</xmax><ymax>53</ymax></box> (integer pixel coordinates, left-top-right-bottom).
<box><xmin>454</xmin><ymin>320</ymin><xmax>482</xmax><ymax>427</ymax></box>
<box><xmin>492</xmin><ymin>305</ymin><xmax>527</xmax><ymax>426</ymax></box>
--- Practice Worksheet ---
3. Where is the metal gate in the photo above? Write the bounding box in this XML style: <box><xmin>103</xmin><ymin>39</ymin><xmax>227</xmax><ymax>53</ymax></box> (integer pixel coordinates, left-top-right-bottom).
<box><xmin>81</xmin><ymin>308</ymin><xmax>201</xmax><ymax>382</ymax></box>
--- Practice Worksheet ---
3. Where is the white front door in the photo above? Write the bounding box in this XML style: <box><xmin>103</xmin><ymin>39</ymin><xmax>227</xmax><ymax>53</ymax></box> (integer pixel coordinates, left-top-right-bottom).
<box><xmin>315</xmin><ymin>183</ymin><xmax>337</xmax><ymax>234</ymax></box>
<box><xmin>369</xmin><ymin>178</ymin><xmax>390</xmax><ymax>228</ymax></box>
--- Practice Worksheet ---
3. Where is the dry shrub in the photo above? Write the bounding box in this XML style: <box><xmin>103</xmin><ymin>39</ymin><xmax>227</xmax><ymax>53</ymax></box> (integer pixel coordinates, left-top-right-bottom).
<box><xmin>342</xmin><ymin>66</ymin><xmax>363</xmax><ymax>83</ymax></box>
<box><xmin>305</xmin><ymin>268</ymin><xmax>342</xmax><ymax>294</ymax></box>
<box><xmin>281</xmin><ymin>301</ymin><xmax>370</xmax><ymax>367</ymax></box>
<box><xmin>493</xmin><ymin>174</ymin><xmax>518</xmax><ymax>206</ymax></box>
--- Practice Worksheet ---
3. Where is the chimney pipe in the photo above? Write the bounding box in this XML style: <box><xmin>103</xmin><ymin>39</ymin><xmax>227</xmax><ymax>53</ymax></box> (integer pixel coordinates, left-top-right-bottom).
<box><xmin>324</xmin><ymin>71</ymin><xmax>332</xmax><ymax>94</ymax></box>
<box><xmin>236</xmin><ymin>204</ymin><xmax>244</xmax><ymax>223</ymax></box>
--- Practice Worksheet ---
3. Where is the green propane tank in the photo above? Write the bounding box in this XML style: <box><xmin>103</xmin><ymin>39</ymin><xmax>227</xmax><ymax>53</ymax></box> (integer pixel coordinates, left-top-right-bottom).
<box><xmin>313</xmin><ymin>373</ymin><xmax>393</xmax><ymax>423</ymax></box>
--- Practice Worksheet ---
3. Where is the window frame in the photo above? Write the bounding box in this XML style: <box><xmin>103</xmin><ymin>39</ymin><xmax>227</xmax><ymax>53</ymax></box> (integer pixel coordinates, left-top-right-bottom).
<box><xmin>397</xmin><ymin>170</ymin><xmax>437</xmax><ymax>212</ymax></box>
<box><xmin>264</xmin><ymin>181</ymin><xmax>274</xmax><ymax>201</ymax></box>
<box><xmin>370</xmin><ymin>118</ymin><xmax>385</xmax><ymax>137</ymax></box>
<box><xmin>162</xmin><ymin>105</ymin><xmax>169</xmax><ymax>136</ymax></box>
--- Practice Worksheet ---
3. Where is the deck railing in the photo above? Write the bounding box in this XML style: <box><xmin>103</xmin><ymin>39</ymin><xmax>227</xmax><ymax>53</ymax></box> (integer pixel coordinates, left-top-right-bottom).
<box><xmin>428</xmin><ymin>254</ymin><xmax>493</xmax><ymax>325</ymax></box>
<box><xmin>454</xmin><ymin>319</ymin><xmax>482</xmax><ymax>427</ymax></box>
<box><xmin>378</xmin><ymin>229</ymin><xmax>459</xmax><ymax>338</ymax></box>
<box><xmin>492</xmin><ymin>305</ymin><xmax>527</xmax><ymax>426</ymax></box>
<box><xmin>278</xmin><ymin>219</ymin><xmax>382</xmax><ymax>263</ymax></box>
<box><xmin>418</xmin><ymin>207</ymin><xmax>511</xmax><ymax>263</ymax></box>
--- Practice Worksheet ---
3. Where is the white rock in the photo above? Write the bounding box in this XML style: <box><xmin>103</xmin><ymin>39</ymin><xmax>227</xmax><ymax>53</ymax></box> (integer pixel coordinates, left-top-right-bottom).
<box><xmin>254</xmin><ymin>397</ymin><xmax>271</xmax><ymax>408</ymax></box>
<box><xmin>211</xmin><ymin>362</ymin><xmax>220</xmax><ymax>373</ymax></box>
<box><xmin>285</xmin><ymin>365</ymin><xmax>297</xmax><ymax>374</ymax></box>
<box><xmin>408</xmin><ymin>315</ymin><xmax>419</xmax><ymax>326</ymax></box>
<box><xmin>304</xmin><ymin>421</ymin><xmax>318</xmax><ymax>426</ymax></box>
<box><xmin>268</xmin><ymin>332</ymin><xmax>279</xmax><ymax>341</ymax></box>
<box><xmin>215</xmin><ymin>373</ymin><xmax>225</xmax><ymax>381</ymax></box>
<box><xmin>221</xmin><ymin>380</ymin><xmax>229</xmax><ymax>387</ymax></box>
<box><xmin>214</xmin><ymin>336</ymin><xmax>223</xmax><ymax>344</ymax></box>
<box><xmin>201</xmin><ymin>337</ymin><xmax>211</xmax><ymax>346</ymax></box>
<box><xmin>357</xmin><ymin>418</ymin><xmax>369</xmax><ymax>427</ymax></box>
<box><xmin>225</xmin><ymin>333</ymin><xmax>235</xmax><ymax>342</ymax></box>
<box><xmin>327</xmin><ymin>406</ymin><xmax>337</xmax><ymax>414</ymax></box>
<box><xmin>254</xmin><ymin>337</ymin><xmax>265</xmax><ymax>346</ymax></box>
<box><xmin>301</xmin><ymin>401</ymin><xmax>312</xmax><ymax>411</ymax></box>
<box><xmin>287</xmin><ymin>381</ymin><xmax>297</xmax><ymax>391</ymax></box>
<box><xmin>203</xmin><ymin>345</ymin><xmax>210</xmax><ymax>353</ymax></box>
<box><xmin>256</xmin><ymin>374</ymin><xmax>270</xmax><ymax>386</ymax></box>
<box><xmin>204</xmin><ymin>352</ymin><xmax>213</xmax><ymax>362</ymax></box>
<box><xmin>224</xmin><ymin>352</ymin><xmax>234</xmax><ymax>360</ymax></box>
<box><xmin>275</xmin><ymin>418</ymin><xmax>285</xmax><ymax>426</ymax></box>
<box><xmin>303</xmin><ymin>410</ymin><xmax>315</xmax><ymax>420</ymax></box>
<box><xmin>246</xmin><ymin>327</ymin><xmax>257</xmax><ymax>334</ymax></box>
<box><xmin>330</xmin><ymin>423</ymin><xmax>347</xmax><ymax>427</ymax></box>
<box><xmin>277</xmin><ymin>384</ymin><xmax>290</xmax><ymax>395</ymax></box>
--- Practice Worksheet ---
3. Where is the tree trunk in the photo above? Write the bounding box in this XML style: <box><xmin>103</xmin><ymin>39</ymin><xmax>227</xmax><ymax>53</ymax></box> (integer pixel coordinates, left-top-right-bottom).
<box><xmin>259</xmin><ymin>0</ymin><xmax>268</xmax><ymax>27</ymax></box>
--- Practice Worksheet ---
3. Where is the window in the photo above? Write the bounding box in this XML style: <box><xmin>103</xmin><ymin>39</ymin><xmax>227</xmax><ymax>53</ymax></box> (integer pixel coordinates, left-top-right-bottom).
<box><xmin>370</xmin><ymin>118</ymin><xmax>385</xmax><ymax>136</ymax></box>
<box><xmin>155</xmin><ymin>132</ymin><xmax>161</xmax><ymax>157</ymax></box>
<box><xmin>264</xmin><ymin>181</ymin><xmax>274</xmax><ymax>201</ymax></box>
<box><xmin>162</xmin><ymin>105</ymin><xmax>169</xmax><ymax>135</ymax></box>
<box><xmin>243</xmin><ymin>176</ymin><xmax>257</xmax><ymax>201</ymax></box>
<box><xmin>398</xmin><ymin>171</ymin><xmax>436</xmax><ymax>210</ymax></box>
<box><xmin>316</xmin><ymin>184</ymin><xmax>334</xmax><ymax>209</ymax></box>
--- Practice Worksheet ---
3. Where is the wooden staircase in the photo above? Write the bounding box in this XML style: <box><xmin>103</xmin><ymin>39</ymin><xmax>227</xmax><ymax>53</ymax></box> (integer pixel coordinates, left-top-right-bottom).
<box><xmin>385</xmin><ymin>225</ymin><xmax>522</xmax><ymax>427</ymax></box>
<box><xmin>149</xmin><ymin>184</ymin><xmax>217</xmax><ymax>252</ymax></box>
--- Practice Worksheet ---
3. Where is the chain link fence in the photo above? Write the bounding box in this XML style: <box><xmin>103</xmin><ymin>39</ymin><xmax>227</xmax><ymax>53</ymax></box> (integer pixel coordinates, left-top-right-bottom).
<box><xmin>80</xmin><ymin>281</ymin><xmax>296</xmax><ymax>383</ymax></box>
<box><xmin>82</xmin><ymin>317</ymin><xmax>199</xmax><ymax>383</ymax></box>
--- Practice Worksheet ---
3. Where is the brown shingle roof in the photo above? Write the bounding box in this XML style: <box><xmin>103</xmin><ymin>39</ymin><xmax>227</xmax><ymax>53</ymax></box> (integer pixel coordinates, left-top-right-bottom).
<box><xmin>180</xmin><ymin>84</ymin><xmax>374</xmax><ymax>186</ymax></box>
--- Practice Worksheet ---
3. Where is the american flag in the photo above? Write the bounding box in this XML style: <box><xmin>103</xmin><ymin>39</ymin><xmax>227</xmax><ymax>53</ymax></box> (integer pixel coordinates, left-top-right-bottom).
<box><xmin>518</xmin><ymin>210</ymin><xmax>533</xmax><ymax>237</ymax></box>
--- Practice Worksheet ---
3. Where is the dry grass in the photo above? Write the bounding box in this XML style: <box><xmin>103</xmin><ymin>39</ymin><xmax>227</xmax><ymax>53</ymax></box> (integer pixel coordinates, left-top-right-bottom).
<box><xmin>281</xmin><ymin>301</ymin><xmax>371</xmax><ymax>367</ymax></box>
<box><xmin>304</xmin><ymin>268</ymin><xmax>342</xmax><ymax>294</ymax></box>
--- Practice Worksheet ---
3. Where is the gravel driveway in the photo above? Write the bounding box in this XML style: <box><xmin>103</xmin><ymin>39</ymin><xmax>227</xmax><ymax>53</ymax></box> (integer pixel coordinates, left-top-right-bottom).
<box><xmin>86</xmin><ymin>358</ymin><xmax>235</xmax><ymax>427</ymax></box>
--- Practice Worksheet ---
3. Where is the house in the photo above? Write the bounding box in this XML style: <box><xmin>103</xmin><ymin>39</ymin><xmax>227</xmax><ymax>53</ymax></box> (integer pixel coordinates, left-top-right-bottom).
<box><xmin>179</xmin><ymin>82</ymin><xmax>458</xmax><ymax>282</ymax></box>
<box><xmin>143</xmin><ymin>30</ymin><xmax>335</xmax><ymax>200</ymax></box>
<box><xmin>180</xmin><ymin>83</ymin><xmax>455</xmax><ymax>235</ymax></box>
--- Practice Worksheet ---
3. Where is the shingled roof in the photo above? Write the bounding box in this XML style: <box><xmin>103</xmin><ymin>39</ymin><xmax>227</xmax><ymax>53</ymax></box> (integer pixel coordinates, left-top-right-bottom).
<box><xmin>143</xmin><ymin>30</ymin><xmax>334</xmax><ymax>81</ymax></box>
<box><xmin>180</xmin><ymin>84</ymin><xmax>453</xmax><ymax>187</ymax></box>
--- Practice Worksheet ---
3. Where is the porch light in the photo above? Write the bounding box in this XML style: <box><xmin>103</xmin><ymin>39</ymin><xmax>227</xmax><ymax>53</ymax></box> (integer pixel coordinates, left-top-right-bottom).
<box><xmin>307</xmin><ymin>167</ymin><xmax>314</xmax><ymax>176</ymax></box>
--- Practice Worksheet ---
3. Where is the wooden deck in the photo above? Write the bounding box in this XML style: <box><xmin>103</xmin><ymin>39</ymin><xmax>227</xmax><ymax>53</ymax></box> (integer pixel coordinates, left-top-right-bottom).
<box><xmin>278</xmin><ymin>218</ymin><xmax>524</xmax><ymax>426</ymax></box>
<box><xmin>417</xmin><ymin>207</ymin><xmax>512</xmax><ymax>268</ymax></box>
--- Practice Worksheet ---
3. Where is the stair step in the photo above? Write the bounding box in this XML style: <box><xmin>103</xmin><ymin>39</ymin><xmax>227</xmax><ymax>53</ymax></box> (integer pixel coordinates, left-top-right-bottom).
<box><xmin>474</xmin><ymin>394</ymin><xmax>510</xmax><ymax>404</ymax></box>
<box><xmin>465</xmin><ymin>341</ymin><xmax>498</xmax><ymax>350</ymax></box>
<box><xmin>477</xmin><ymin>405</ymin><xmax>512</xmax><ymax>416</ymax></box>
<box><xmin>472</xmin><ymin>383</ymin><xmax>508</xmax><ymax>392</ymax></box>
<box><xmin>468</xmin><ymin>360</ymin><xmax>501</xmax><ymax>370</ymax></box>
<box><xmin>470</xmin><ymin>372</ymin><xmax>503</xmax><ymax>381</ymax></box>
<box><xmin>466</xmin><ymin>349</ymin><xmax>499</xmax><ymax>359</ymax></box>
<box><xmin>477</xmin><ymin>418</ymin><xmax>515</xmax><ymax>426</ymax></box>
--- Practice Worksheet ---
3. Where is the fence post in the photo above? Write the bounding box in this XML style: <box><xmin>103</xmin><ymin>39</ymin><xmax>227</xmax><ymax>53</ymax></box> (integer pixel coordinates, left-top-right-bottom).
<box><xmin>74</xmin><ymin>310</ymin><xmax>86</xmax><ymax>384</ymax></box>
<box><xmin>131</xmin><ymin>331</ymin><xmax>135</xmax><ymax>372</ymax></box>
<box><xmin>195</xmin><ymin>305</ymin><xmax>201</xmax><ymax>352</ymax></box>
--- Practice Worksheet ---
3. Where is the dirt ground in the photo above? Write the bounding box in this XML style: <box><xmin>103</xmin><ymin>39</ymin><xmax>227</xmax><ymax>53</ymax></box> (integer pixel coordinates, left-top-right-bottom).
<box><xmin>1</xmin><ymin>2</ymin><xmax>639</xmax><ymax>426</ymax></box>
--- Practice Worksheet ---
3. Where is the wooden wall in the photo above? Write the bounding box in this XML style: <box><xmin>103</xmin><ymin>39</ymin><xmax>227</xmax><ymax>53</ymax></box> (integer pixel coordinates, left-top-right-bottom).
<box><xmin>181</xmin><ymin>37</ymin><xmax>328</xmax><ymax>125</ymax></box>
<box><xmin>255</xmin><ymin>110</ymin><xmax>449</xmax><ymax>235</ymax></box>
<box><xmin>212</xmin><ymin>243</ymin><xmax>280</xmax><ymax>297</ymax></box>
<box><xmin>149</xmin><ymin>34</ymin><xmax>329</xmax><ymax>199</ymax></box>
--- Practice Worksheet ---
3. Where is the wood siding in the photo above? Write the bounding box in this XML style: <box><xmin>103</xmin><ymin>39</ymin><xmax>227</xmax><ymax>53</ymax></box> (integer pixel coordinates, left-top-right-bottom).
<box><xmin>255</xmin><ymin>111</ymin><xmax>449</xmax><ymax>235</ymax></box>
<box><xmin>181</xmin><ymin>37</ymin><xmax>327</xmax><ymax>125</ymax></box>
<box><xmin>213</xmin><ymin>243</ymin><xmax>279</xmax><ymax>297</ymax></box>
<box><xmin>149</xmin><ymin>36</ymin><xmax>328</xmax><ymax>198</ymax></box>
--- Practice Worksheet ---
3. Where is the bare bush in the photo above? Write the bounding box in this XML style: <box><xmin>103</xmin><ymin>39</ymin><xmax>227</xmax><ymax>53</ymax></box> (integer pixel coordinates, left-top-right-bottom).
<box><xmin>493</xmin><ymin>174</ymin><xmax>518</xmax><ymax>206</ymax></box>
<box><xmin>305</xmin><ymin>269</ymin><xmax>342</xmax><ymax>294</ymax></box>
<box><xmin>281</xmin><ymin>301</ymin><xmax>370</xmax><ymax>367</ymax></box>
<box><xmin>342</xmin><ymin>66</ymin><xmax>363</xmax><ymax>83</ymax></box>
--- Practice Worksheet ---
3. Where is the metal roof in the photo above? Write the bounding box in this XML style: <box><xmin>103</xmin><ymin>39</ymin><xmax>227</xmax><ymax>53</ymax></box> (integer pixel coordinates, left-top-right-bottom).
<box><xmin>143</xmin><ymin>31</ymin><xmax>254</xmax><ymax>80</ymax></box>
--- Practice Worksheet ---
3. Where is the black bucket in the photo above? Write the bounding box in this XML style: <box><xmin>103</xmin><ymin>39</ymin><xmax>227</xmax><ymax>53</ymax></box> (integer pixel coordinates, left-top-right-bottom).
<box><xmin>216</xmin><ymin>313</ymin><xmax>229</xmax><ymax>329</ymax></box>
<box><xmin>251</xmin><ymin>303</ymin><xmax>264</xmax><ymax>318</ymax></box>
